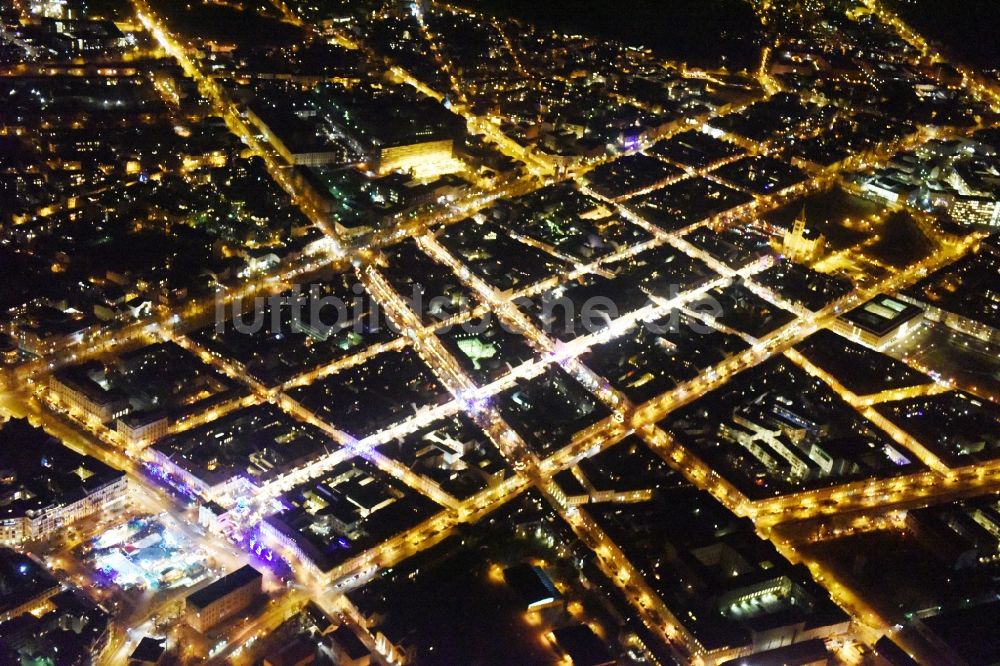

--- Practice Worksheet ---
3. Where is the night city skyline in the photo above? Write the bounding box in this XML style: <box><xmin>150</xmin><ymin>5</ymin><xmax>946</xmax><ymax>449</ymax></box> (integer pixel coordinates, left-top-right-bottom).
<box><xmin>0</xmin><ymin>0</ymin><xmax>999</xmax><ymax>664</ymax></box>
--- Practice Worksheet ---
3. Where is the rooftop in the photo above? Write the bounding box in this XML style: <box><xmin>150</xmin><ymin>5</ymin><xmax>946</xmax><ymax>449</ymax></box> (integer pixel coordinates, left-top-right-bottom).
<box><xmin>186</xmin><ymin>564</ymin><xmax>261</xmax><ymax>610</ymax></box>
<box><xmin>0</xmin><ymin>418</ymin><xmax>125</xmax><ymax>521</ymax></box>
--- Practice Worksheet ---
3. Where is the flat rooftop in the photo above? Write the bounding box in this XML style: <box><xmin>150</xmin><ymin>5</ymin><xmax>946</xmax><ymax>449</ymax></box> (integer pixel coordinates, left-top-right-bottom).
<box><xmin>840</xmin><ymin>294</ymin><xmax>923</xmax><ymax>337</ymax></box>
<box><xmin>719</xmin><ymin>637</ymin><xmax>829</xmax><ymax>666</ymax></box>
<box><xmin>921</xmin><ymin>600</ymin><xmax>1000</xmax><ymax>665</ymax></box>
<box><xmin>502</xmin><ymin>563</ymin><xmax>561</xmax><ymax>609</ymax></box>
<box><xmin>186</xmin><ymin>564</ymin><xmax>261</xmax><ymax>610</ymax></box>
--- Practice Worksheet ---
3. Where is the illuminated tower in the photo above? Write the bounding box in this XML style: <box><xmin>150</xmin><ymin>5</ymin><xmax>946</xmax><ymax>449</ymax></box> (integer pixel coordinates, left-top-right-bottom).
<box><xmin>780</xmin><ymin>206</ymin><xmax>825</xmax><ymax>264</ymax></box>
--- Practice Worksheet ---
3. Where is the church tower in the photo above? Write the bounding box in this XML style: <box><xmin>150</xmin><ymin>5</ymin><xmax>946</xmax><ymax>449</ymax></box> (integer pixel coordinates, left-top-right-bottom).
<box><xmin>780</xmin><ymin>206</ymin><xmax>825</xmax><ymax>263</ymax></box>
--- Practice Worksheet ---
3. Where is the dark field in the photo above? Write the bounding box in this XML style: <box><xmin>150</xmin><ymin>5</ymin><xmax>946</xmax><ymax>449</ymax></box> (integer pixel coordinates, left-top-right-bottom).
<box><xmin>460</xmin><ymin>0</ymin><xmax>765</xmax><ymax>70</ymax></box>
<box><xmin>888</xmin><ymin>0</ymin><xmax>1000</xmax><ymax>69</ymax></box>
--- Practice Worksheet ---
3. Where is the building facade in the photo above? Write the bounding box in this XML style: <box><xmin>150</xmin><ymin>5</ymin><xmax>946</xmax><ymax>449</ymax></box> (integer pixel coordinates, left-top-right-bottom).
<box><xmin>185</xmin><ymin>565</ymin><xmax>262</xmax><ymax>633</ymax></box>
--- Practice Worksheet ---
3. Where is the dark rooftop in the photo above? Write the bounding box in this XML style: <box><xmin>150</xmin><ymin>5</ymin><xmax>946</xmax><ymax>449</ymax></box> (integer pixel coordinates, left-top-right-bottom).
<box><xmin>129</xmin><ymin>636</ymin><xmax>166</xmax><ymax>663</ymax></box>
<box><xmin>502</xmin><ymin>564</ymin><xmax>561</xmax><ymax>609</ymax></box>
<box><xmin>0</xmin><ymin>418</ymin><xmax>125</xmax><ymax>521</ymax></box>
<box><xmin>551</xmin><ymin>624</ymin><xmax>616</xmax><ymax>666</ymax></box>
<box><xmin>718</xmin><ymin>638</ymin><xmax>829</xmax><ymax>666</ymax></box>
<box><xmin>186</xmin><ymin>565</ymin><xmax>261</xmax><ymax>611</ymax></box>
<box><xmin>0</xmin><ymin>548</ymin><xmax>59</xmax><ymax>619</ymax></box>
<box><xmin>921</xmin><ymin>600</ymin><xmax>1000</xmax><ymax>666</ymax></box>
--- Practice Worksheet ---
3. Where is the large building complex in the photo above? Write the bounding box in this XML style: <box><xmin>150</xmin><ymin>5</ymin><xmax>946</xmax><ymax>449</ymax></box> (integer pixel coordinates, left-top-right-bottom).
<box><xmin>185</xmin><ymin>565</ymin><xmax>262</xmax><ymax>633</ymax></box>
<box><xmin>0</xmin><ymin>419</ymin><xmax>127</xmax><ymax>544</ymax></box>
